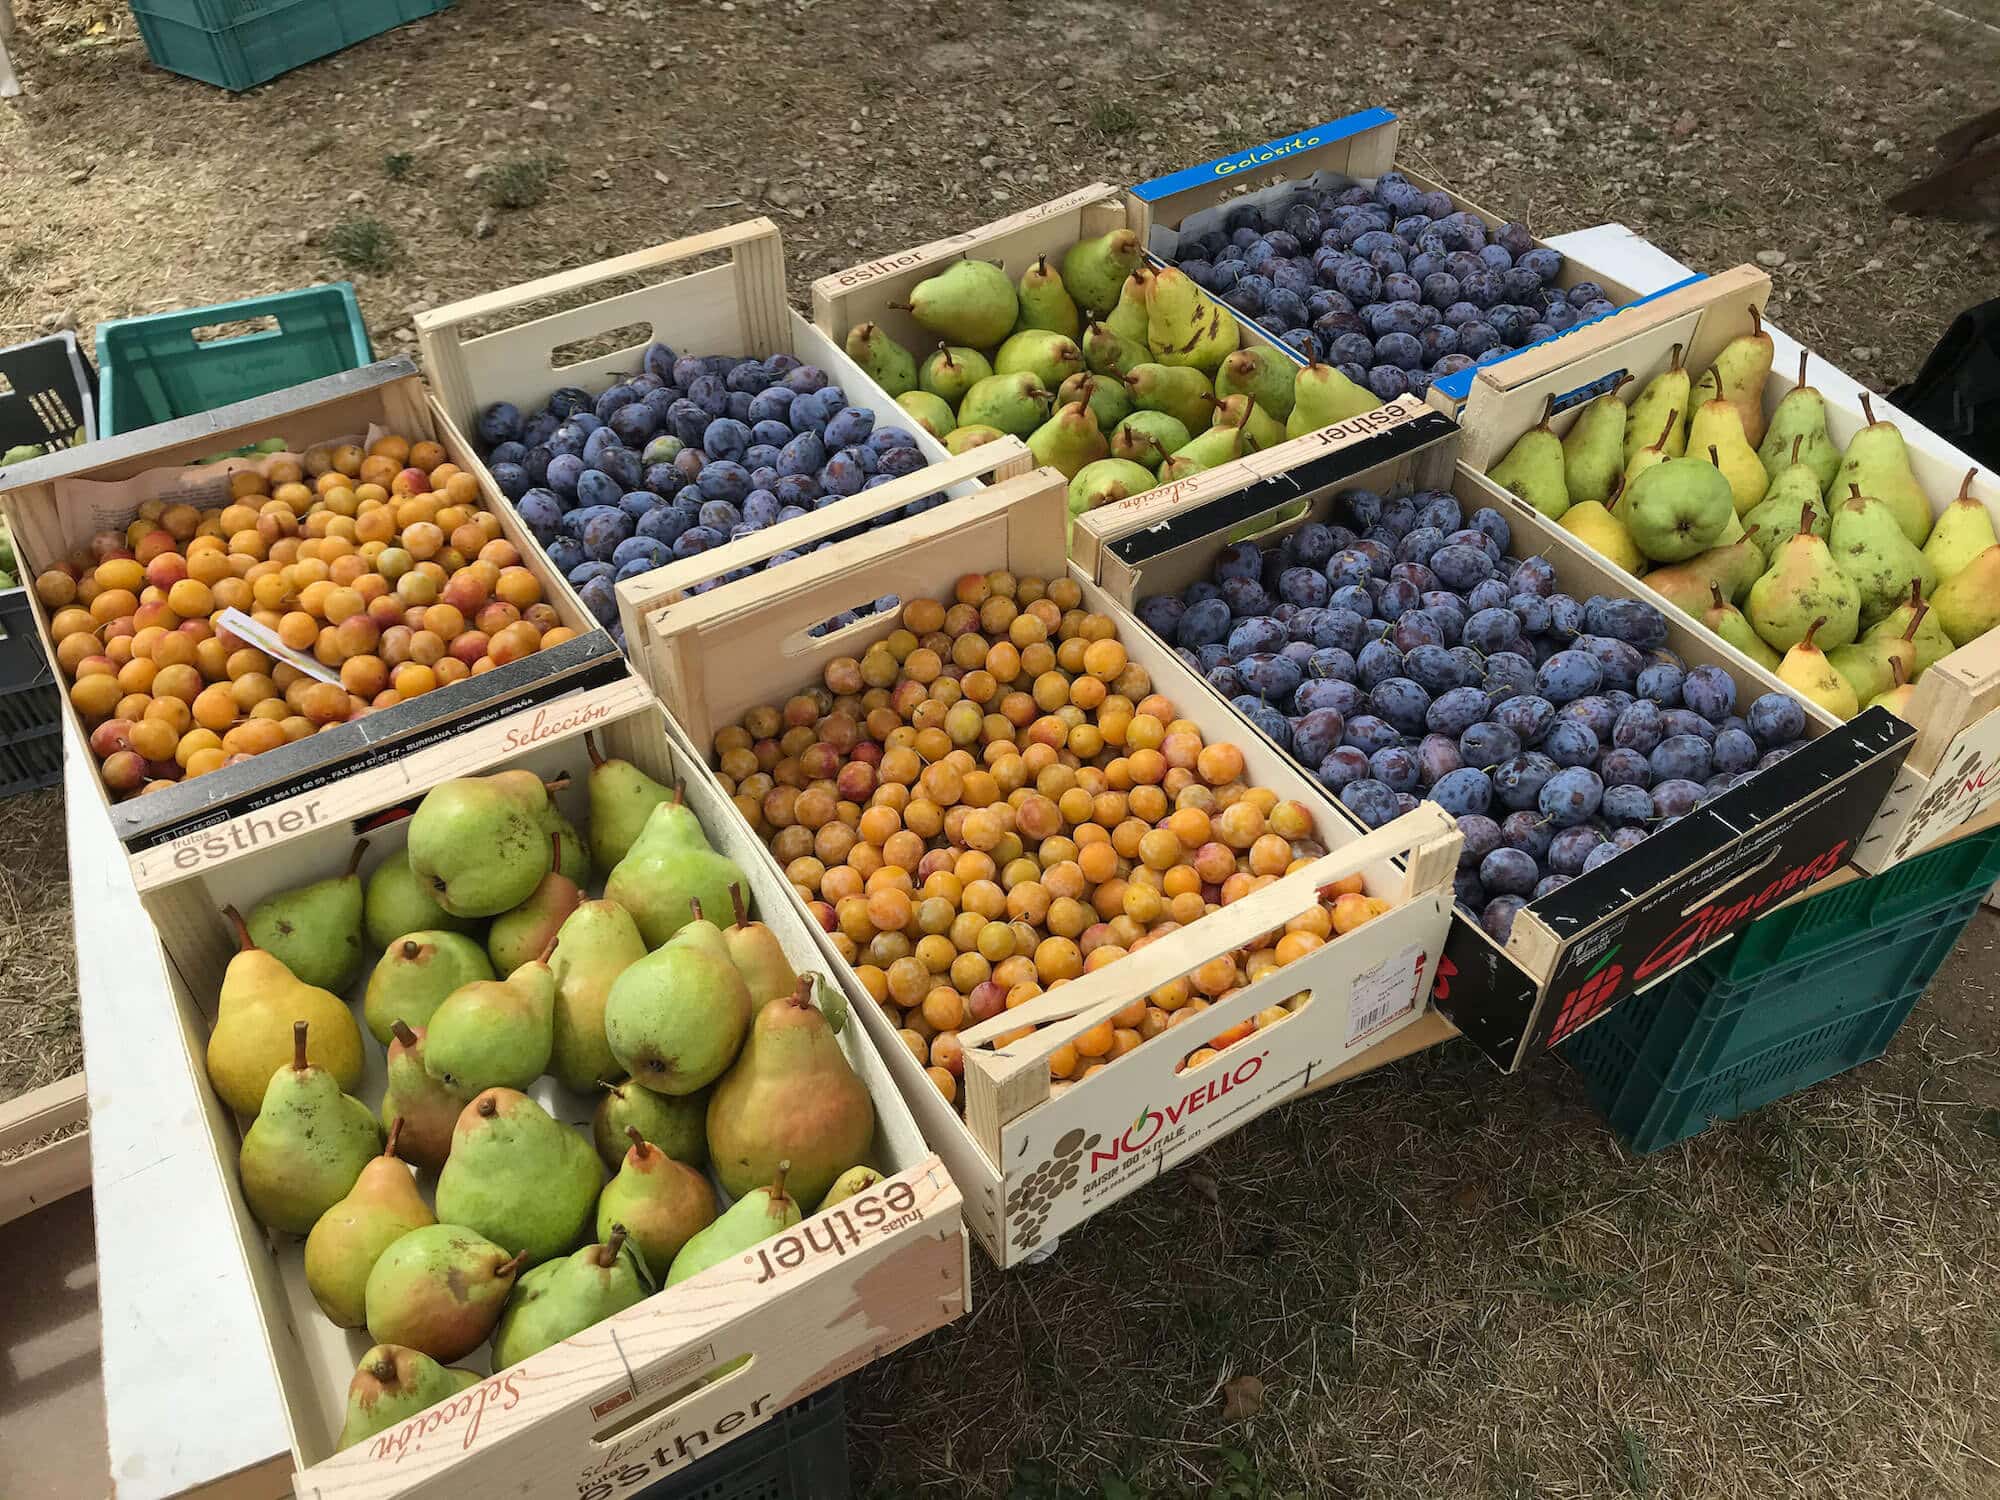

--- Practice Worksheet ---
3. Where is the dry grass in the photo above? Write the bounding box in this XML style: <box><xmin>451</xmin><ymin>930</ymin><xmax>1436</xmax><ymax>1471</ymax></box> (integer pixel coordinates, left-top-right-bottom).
<box><xmin>0</xmin><ymin>789</ymin><xmax>77</xmax><ymax>1106</ymax></box>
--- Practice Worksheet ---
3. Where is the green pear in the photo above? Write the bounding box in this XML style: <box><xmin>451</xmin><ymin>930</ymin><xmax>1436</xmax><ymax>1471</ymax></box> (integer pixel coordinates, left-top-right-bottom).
<box><xmin>364</xmin><ymin>931</ymin><xmax>492</xmax><ymax>1046</ymax></box>
<box><xmin>842</xmin><ymin>322</ymin><xmax>915</xmax><ymax>397</ymax></box>
<box><xmin>1055</xmin><ymin>371</ymin><xmax>1131</xmax><ymax>434</ymax></box>
<box><xmin>919</xmin><ymin>344</ymin><xmax>992</xmax><ymax>406</ymax></box>
<box><xmin>238</xmin><ymin>1023</ymin><xmax>382</xmax><ymax>1235</ymax></box>
<box><xmin>1706</xmin><ymin>304</ymin><xmax>1775</xmax><ymax>447</ymax></box>
<box><xmin>364</xmin><ymin>1225</ymin><xmax>525</xmax><ymax>1361</ymax></box>
<box><xmin>1742</xmin><ymin>437</ymin><xmax>1831</xmax><ymax>565</ymax></box>
<box><xmin>1746</xmin><ymin>516</ymin><xmax>1860</xmax><ymax>651</ymax></box>
<box><xmin>1067</xmin><ymin>458</ymin><xmax>1157</xmax><ymax>515</ymax></box>
<box><xmin>603</xmin><ymin>799</ymin><xmax>747</xmax><ymax>949</ymax></box>
<box><xmin>720</xmin><ymin>884</ymin><xmax>797</xmax><ymax>1006</ymax></box>
<box><xmin>381</xmin><ymin>1023</ymin><xmax>465</xmax><ymax>1172</ymax></box>
<box><xmin>305</xmin><ymin>1120</ymin><xmax>436</xmax><ymax>1328</ymax></box>
<box><xmin>532</xmin><ymin>796</ymin><xmax>589</xmax><ymax>886</ymax></box>
<box><xmin>363</xmin><ymin>850</ymin><xmax>483</xmax><ymax>951</ymax></box>
<box><xmin>1109</xmin><ymin>410</ymin><xmax>1190</xmax><ymax>471</ymax></box>
<box><xmin>1699</xmin><ymin>583</ymin><xmax>1783</xmax><ymax>670</ymax></box>
<box><xmin>593</xmin><ymin>1078</ymin><xmax>707</xmax><ymax>1171</ymax></box>
<box><xmin>1027</xmin><ymin>400</ymin><xmax>1110</xmax><ymax>480</ymax></box>
<box><xmin>1922</xmin><ymin>469</ymin><xmax>1996</xmax><ymax>580</ymax></box>
<box><xmin>491</xmin><ymin>1229</ymin><xmax>650</xmax><ymax>1369</ymax></box>
<box><xmin>1651</xmin><ymin>531</ymin><xmax>1765</xmax><ymax>610</ymax></box>
<box><xmin>1215</xmin><ymin>346</ymin><xmax>1298</xmax><ymax>422</ymax></box>
<box><xmin>1624</xmin><ymin>344</ymin><xmax>1690</xmax><ymax>466</ymax></box>
<box><xmin>246</xmin><ymin>841</ymin><xmax>370</xmax><ymax>994</ymax></box>
<box><xmin>603</xmin><ymin>932</ymin><xmax>752</xmax><ymax>1095</ymax></box>
<box><xmin>899</xmin><ymin>260</ymin><xmax>1017</xmax><ymax>348</ymax></box>
<box><xmin>1080</xmin><ymin>321</ymin><xmax>1149</xmax><ymax>380</ymax></box>
<box><xmin>1624</xmin><ymin>455</ymin><xmax>1733</xmax><ymax>562</ymax></box>
<box><xmin>596</xmin><ymin>1127</ymin><xmax>717</xmax><ymax>1281</ymax></box>
<box><xmin>666</xmin><ymin>1165</ymin><xmax>802</xmax><ymax>1287</ymax></box>
<box><xmin>945</xmin><ymin>424</ymin><xmax>1005</xmax><ymax>455</ymax></box>
<box><xmin>583</xmin><ymin>736</ymin><xmax>673</xmax><ymax>875</ymax></box>
<box><xmin>1015</xmin><ymin>255</ymin><xmax>1080</xmax><ymax>340</ymax></box>
<box><xmin>1123</xmin><ymin>362</ymin><xmax>1215</xmax><ymax>434</ymax></box>
<box><xmin>337</xmin><ymin>1346</ymin><xmax>482</xmax><ymax>1451</ymax></box>
<box><xmin>1929</xmin><ymin>544</ymin><xmax>2000</xmax><ymax>646</ymax></box>
<box><xmin>408</xmin><ymin>775</ymin><xmax>552</xmax><ymax>918</ymax></box>
<box><xmin>1060</xmin><ymin>229</ymin><xmax>1143</xmax><ymax>317</ymax></box>
<box><xmin>1864</xmin><ymin>581</ymin><xmax>1954</xmax><ymax>671</ymax></box>
<box><xmin>1156</xmin><ymin>421</ymin><xmax>1244</xmax><ymax>483</ymax></box>
<box><xmin>423</xmin><ymin>955</ymin><xmax>556</xmax><ymax>1095</ymax></box>
<box><xmin>1103</xmin><ymin>269</ymin><xmax>1153</xmax><ymax>346</ymax></box>
<box><xmin>1828</xmin><ymin>613</ymin><xmax>1920</xmax><ymax>706</ymax></box>
<box><xmin>1758</xmin><ymin>351</ymin><xmax>1840</xmax><ymax>490</ymax></box>
<box><xmin>550</xmin><ymin>899</ymin><xmax>647</xmax><ymax>1093</ymax></box>
<box><xmin>1870</xmin><ymin>660</ymin><xmax>1919</xmax><ymax>721</ymax></box>
<box><xmin>993</xmin><ymin>329</ymin><xmax>1084</xmax><ymax>394</ymax></box>
<box><xmin>1688</xmin><ymin>404</ymin><xmax>1767</xmax><ymax>515</ymax></box>
<box><xmin>1210</xmin><ymin>393</ymin><xmax>1285</xmax><ymax>454</ymax></box>
<box><xmin>1286</xmin><ymin>363</ymin><xmax>1378</xmax><ymax>438</ymax></box>
<box><xmin>817</xmin><ymin>1166</ymin><xmax>884</xmax><ymax>1212</ymax></box>
<box><xmin>1623</xmin><ymin>407</ymin><xmax>1681</xmax><ymax>486</ymax></box>
<box><xmin>487</xmin><ymin>832</ymin><xmax>582</xmax><ymax>976</ymax></box>
<box><xmin>1828</xmin><ymin>485</ymin><xmax>1936</xmax><ymax>625</ymax></box>
<box><xmin>434</xmin><ymin>1089</ymin><xmax>602</xmax><ymax>1267</ymax></box>
<box><xmin>706</xmin><ymin>978</ymin><xmax>875</xmax><ymax>1207</ymax></box>
<box><xmin>1144</xmin><ymin>266</ymin><xmax>1237</xmax><ymax>372</ymax></box>
<box><xmin>956</xmin><ymin>372</ymin><xmax>1052</xmax><ymax>438</ymax></box>
<box><xmin>1488</xmin><ymin>396</ymin><xmax>1570</xmax><ymax>520</ymax></box>
<box><xmin>1559</xmin><ymin>375</ymin><xmax>1634</xmax><ymax>505</ymax></box>
<box><xmin>1832</xmin><ymin>395</ymin><xmax>1932</xmax><ymax>546</ymax></box>
<box><xmin>895</xmin><ymin>390</ymin><xmax>955</xmax><ymax>440</ymax></box>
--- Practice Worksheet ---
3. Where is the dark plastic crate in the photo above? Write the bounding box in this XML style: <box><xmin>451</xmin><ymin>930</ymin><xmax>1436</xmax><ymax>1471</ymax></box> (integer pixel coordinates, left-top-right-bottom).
<box><xmin>0</xmin><ymin>332</ymin><xmax>95</xmax><ymax>457</ymax></box>
<box><xmin>0</xmin><ymin>587</ymin><xmax>57</xmax><ymax>743</ymax></box>
<box><xmin>1562</xmin><ymin>825</ymin><xmax>2000</xmax><ymax>1153</ymax></box>
<box><xmin>129</xmin><ymin>0</ymin><xmax>451</xmax><ymax>92</ymax></box>
<box><xmin>0</xmin><ymin>724</ymin><xmax>62</xmax><ymax>798</ymax></box>
<box><xmin>96</xmin><ymin>285</ymin><xmax>375</xmax><ymax>437</ymax></box>
<box><xmin>636</xmin><ymin>1383</ymin><xmax>847</xmax><ymax>1500</ymax></box>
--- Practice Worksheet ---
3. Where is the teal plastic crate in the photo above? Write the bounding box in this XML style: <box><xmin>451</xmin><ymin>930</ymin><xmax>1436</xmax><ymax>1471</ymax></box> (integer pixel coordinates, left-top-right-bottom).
<box><xmin>96</xmin><ymin>286</ymin><xmax>374</xmax><ymax>437</ymax></box>
<box><xmin>637</xmin><ymin>1384</ymin><xmax>846</xmax><ymax>1500</ymax></box>
<box><xmin>1561</xmin><ymin>824</ymin><xmax>2000</xmax><ymax>1153</ymax></box>
<box><xmin>130</xmin><ymin>0</ymin><xmax>450</xmax><ymax>92</ymax></box>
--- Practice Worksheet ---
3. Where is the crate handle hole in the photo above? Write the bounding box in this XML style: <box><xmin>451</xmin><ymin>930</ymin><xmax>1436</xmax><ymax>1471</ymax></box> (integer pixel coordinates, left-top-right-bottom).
<box><xmin>549</xmin><ymin>323</ymin><xmax>657</xmax><ymax>373</ymax></box>
<box><xmin>1224</xmin><ymin>498</ymin><xmax>1311</xmax><ymax>546</ymax></box>
<box><xmin>590</xmin><ymin>1351</ymin><xmax>755</xmax><ymax>1446</ymax></box>
<box><xmin>190</xmin><ymin>316</ymin><xmax>279</xmax><ymax>345</ymax></box>
<box><xmin>779</xmin><ymin>595</ymin><xmax>902</xmax><ymax>656</ymax></box>
<box><xmin>1173</xmin><ymin>988</ymin><xmax>1313</xmax><ymax>1076</ymax></box>
<box><xmin>1678</xmin><ymin>849</ymin><xmax>1778</xmax><ymax>918</ymax></box>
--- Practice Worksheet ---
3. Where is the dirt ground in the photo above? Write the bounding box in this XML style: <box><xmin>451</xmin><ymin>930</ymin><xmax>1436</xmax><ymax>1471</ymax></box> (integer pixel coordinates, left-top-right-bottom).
<box><xmin>1</xmin><ymin>0</ymin><xmax>1998</xmax><ymax>1494</ymax></box>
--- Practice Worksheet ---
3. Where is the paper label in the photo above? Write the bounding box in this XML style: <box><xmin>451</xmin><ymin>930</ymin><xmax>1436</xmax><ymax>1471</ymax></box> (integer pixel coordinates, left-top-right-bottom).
<box><xmin>1885</xmin><ymin>711</ymin><xmax>2000</xmax><ymax>863</ymax></box>
<box><xmin>1346</xmin><ymin>944</ymin><xmax>1425</xmax><ymax>1046</ymax></box>
<box><xmin>216</xmin><ymin>607</ymin><xmax>343</xmax><ymax>685</ymax></box>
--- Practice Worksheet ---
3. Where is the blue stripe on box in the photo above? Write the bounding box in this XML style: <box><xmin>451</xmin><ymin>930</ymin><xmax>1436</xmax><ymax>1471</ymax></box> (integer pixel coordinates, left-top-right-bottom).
<box><xmin>1127</xmin><ymin>108</ymin><xmax>1398</xmax><ymax>202</ymax></box>
<box><xmin>1428</xmin><ymin>273</ymin><xmax>1709</xmax><ymax>403</ymax></box>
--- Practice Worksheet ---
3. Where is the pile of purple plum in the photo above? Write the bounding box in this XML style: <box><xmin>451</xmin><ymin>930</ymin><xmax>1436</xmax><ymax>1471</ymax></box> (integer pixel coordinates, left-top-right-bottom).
<box><xmin>1167</xmin><ymin>171</ymin><xmax>1620</xmax><ymax>401</ymax></box>
<box><xmin>475</xmin><ymin>341</ymin><xmax>942</xmax><ymax>643</ymax></box>
<box><xmin>1133</xmin><ymin>487</ymin><xmax>1815</xmax><ymax>946</ymax></box>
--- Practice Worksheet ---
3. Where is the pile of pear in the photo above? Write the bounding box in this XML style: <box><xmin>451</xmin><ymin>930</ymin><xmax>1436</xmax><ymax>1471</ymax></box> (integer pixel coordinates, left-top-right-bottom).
<box><xmin>843</xmin><ymin>233</ymin><xmax>1380</xmax><ymax>527</ymax></box>
<box><xmin>1487</xmin><ymin>308</ymin><xmax>1999</xmax><ymax>722</ymax></box>
<box><xmin>201</xmin><ymin>737</ymin><xmax>882</xmax><ymax>1453</ymax></box>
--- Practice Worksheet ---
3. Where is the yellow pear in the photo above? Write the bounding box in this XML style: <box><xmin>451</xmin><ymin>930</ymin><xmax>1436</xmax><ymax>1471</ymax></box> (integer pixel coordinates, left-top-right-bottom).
<box><xmin>1778</xmin><ymin>617</ymin><xmax>1858</xmax><ymax>719</ymax></box>
<box><xmin>1687</xmin><ymin>397</ymin><xmax>1768</xmax><ymax>514</ymax></box>
<box><xmin>206</xmin><ymin>905</ymin><xmax>365</xmax><ymax>1118</ymax></box>
<box><xmin>1558</xmin><ymin>475</ymin><xmax>1645</xmax><ymax>574</ymax></box>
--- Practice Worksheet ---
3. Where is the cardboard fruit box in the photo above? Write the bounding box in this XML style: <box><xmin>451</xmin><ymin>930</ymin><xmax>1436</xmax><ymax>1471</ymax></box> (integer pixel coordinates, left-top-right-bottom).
<box><xmin>0</xmin><ymin>358</ymin><xmax>627</xmax><ymax>891</ymax></box>
<box><xmin>808</xmin><ymin>185</ymin><xmax>1442</xmax><ymax>568</ymax></box>
<box><xmin>416</xmin><ymin>217</ymin><xmax>1016</xmax><ymax>652</ymax></box>
<box><xmin>1125</xmin><ymin>108</ymin><xmax>1656</xmax><ymax>400</ymax></box>
<box><xmin>624</xmin><ymin>462</ymin><xmax>1463</xmax><ymax>1266</ymax></box>
<box><xmin>135</xmin><ymin>665</ymin><xmax>968</xmax><ymax>1496</ymax></box>
<box><xmin>1440</xmin><ymin>265</ymin><xmax>2000</xmax><ymax>874</ymax></box>
<box><xmin>1083</xmin><ymin>414</ymin><xmax>1915</xmax><ymax>1072</ymax></box>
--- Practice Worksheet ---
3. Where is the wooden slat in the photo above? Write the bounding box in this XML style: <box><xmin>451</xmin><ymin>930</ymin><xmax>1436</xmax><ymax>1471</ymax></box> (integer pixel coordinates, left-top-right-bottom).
<box><xmin>0</xmin><ymin>1130</ymin><xmax>89</xmax><ymax>1226</ymax></box>
<box><xmin>0</xmin><ymin>1071</ymin><xmax>87</xmax><ymax>1152</ymax></box>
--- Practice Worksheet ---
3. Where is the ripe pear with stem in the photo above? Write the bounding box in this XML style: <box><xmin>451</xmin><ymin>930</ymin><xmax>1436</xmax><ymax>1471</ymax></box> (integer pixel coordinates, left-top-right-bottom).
<box><xmin>1829</xmin><ymin>598</ymin><xmax>1928</xmax><ymax>706</ymax></box>
<box><xmin>1742</xmin><ymin>436</ymin><xmax>1831</xmax><ymax>565</ymax></box>
<box><xmin>1779</xmin><ymin>617</ymin><xmax>1859</xmax><ymax>719</ymax></box>
<box><xmin>596</xmin><ymin>1126</ymin><xmax>717</xmax><ymax>1281</ymax></box>
<box><xmin>1832</xmin><ymin>394</ymin><xmax>1932</xmax><ymax>545</ymax></box>
<box><xmin>305</xmin><ymin>1119</ymin><xmax>437</xmax><ymax>1328</ymax></box>
<box><xmin>1559</xmin><ymin>374</ymin><xmax>1634</xmax><ymax>504</ymax></box>
<box><xmin>1624</xmin><ymin>344</ymin><xmax>1690</xmax><ymax>465</ymax></box>
<box><xmin>246</xmin><ymin>841</ymin><xmax>371</xmax><ymax>994</ymax></box>
<box><xmin>583</xmin><ymin>734</ymin><xmax>673</xmax><ymax>875</ymax></box>
<box><xmin>1706</xmin><ymin>304</ymin><xmax>1775</xmax><ymax>447</ymax></box>
<box><xmin>1700</xmin><ymin>582</ymin><xmax>1782</xmax><ymax>670</ymax></box>
<box><xmin>239</xmin><ymin>1023</ymin><xmax>382</xmax><ymax>1234</ymax></box>
<box><xmin>206</xmin><ymin>905</ymin><xmax>365</xmax><ymax>1118</ymax></box>
<box><xmin>1758</xmin><ymin>351</ymin><xmax>1839</xmax><ymax>489</ymax></box>
<box><xmin>1488</xmin><ymin>394</ymin><xmax>1569</xmax><ymax>519</ymax></box>
<box><xmin>337</xmin><ymin>1346</ymin><xmax>482</xmax><ymax>1451</ymax></box>
<box><xmin>1922</xmin><ymin>468</ymin><xmax>1997</xmax><ymax>580</ymax></box>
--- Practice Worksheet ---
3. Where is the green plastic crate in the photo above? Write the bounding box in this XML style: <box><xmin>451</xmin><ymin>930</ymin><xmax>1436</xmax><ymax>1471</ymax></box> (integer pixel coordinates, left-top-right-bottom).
<box><xmin>130</xmin><ymin>0</ymin><xmax>451</xmax><ymax>92</ymax></box>
<box><xmin>96</xmin><ymin>286</ymin><xmax>374</xmax><ymax>437</ymax></box>
<box><xmin>1561</xmin><ymin>824</ymin><xmax>2000</xmax><ymax>1153</ymax></box>
<box><xmin>637</xmin><ymin>1384</ymin><xmax>847</xmax><ymax>1500</ymax></box>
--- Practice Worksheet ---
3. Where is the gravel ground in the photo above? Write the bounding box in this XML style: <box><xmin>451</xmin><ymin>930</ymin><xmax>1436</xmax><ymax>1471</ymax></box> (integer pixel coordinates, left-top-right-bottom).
<box><xmin>0</xmin><ymin>0</ymin><xmax>1997</xmax><ymax>1493</ymax></box>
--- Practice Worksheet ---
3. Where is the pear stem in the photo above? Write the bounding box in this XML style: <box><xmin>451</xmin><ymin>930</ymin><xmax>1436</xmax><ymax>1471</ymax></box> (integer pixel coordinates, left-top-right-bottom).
<box><xmin>1669</xmin><ymin>342</ymin><xmax>1685</xmax><ymax>375</ymax></box>
<box><xmin>539</xmin><ymin>932</ymin><xmax>559</xmax><ymax>965</ymax></box>
<box><xmin>1797</xmin><ymin>350</ymin><xmax>1809</xmax><ymax>389</ymax></box>
<box><xmin>770</xmin><ymin>1161</ymin><xmax>792</xmax><ymax>1207</ymax></box>
<box><xmin>384</xmin><ymin>1117</ymin><xmax>404</xmax><ymax>1160</ymax></box>
<box><xmin>499</xmin><ymin>1251</ymin><xmax>528</xmax><ymax>1279</ymax></box>
<box><xmin>1861</xmin><ymin>393</ymin><xmax>1877</xmax><ymax>426</ymax></box>
<box><xmin>1889</xmin><ymin>657</ymin><xmax>1908</xmax><ymax>689</ymax></box>
<box><xmin>1802</xmin><ymin>503</ymin><xmax>1816</xmax><ymax>535</ymax></box>
<box><xmin>221</xmin><ymin>905</ymin><xmax>255</xmax><ymax>954</ymax></box>
<box><xmin>372</xmin><ymin>1357</ymin><xmax>398</xmax><ymax>1384</ymax></box>
<box><xmin>624</xmin><ymin>1124</ymin><xmax>653</xmax><ymax>1161</ymax></box>
<box><xmin>549</xmin><ymin>829</ymin><xmax>563</xmax><ymax>873</ymax></box>
<box><xmin>787</xmin><ymin>973</ymin><xmax>814</xmax><ymax>1009</ymax></box>
<box><xmin>1906</xmin><ymin>600</ymin><xmax>1930</xmax><ymax>641</ymax></box>
<box><xmin>1908</xmin><ymin>578</ymin><xmax>1923</xmax><ymax>611</ymax></box>
<box><xmin>730</xmin><ymin>883</ymin><xmax>749</xmax><ymax>928</ymax></box>
<box><xmin>543</xmin><ymin>776</ymin><xmax>572</xmax><ymax>795</ymax></box>
<box><xmin>688</xmin><ymin>896</ymin><xmax>703</xmax><ymax>925</ymax></box>
<box><xmin>292</xmin><ymin>1021</ymin><xmax>309</xmax><ymax>1073</ymax></box>
<box><xmin>391</xmin><ymin>1020</ymin><xmax>420</xmax><ymax>1050</ymax></box>
<box><xmin>585</xmin><ymin>733</ymin><xmax>605</xmax><ymax>769</ymax></box>
<box><xmin>598</xmin><ymin>1227</ymin><xmax>628</xmax><ymax>1268</ymax></box>
<box><xmin>1709</xmin><ymin>445</ymin><xmax>1721</xmax><ymax>467</ymax></box>
<box><xmin>346</xmin><ymin>840</ymin><xmax>369</xmax><ymax>878</ymax></box>
<box><xmin>1538</xmin><ymin>392</ymin><xmax>1556</xmax><ymax>430</ymax></box>
<box><xmin>1710</xmin><ymin>582</ymin><xmax>1726</xmax><ymax>609</ymax></box>
<box><xmin>1850</xmin><ymin>484</ymin><xmax>1863</xmax><ymax>502</ymax></box>
<box><xmin>1804</xmin><ymin>616</ymin><xmax>1827</xmax><ymax>652</ymax></box>
<box><xmin>1791</xmin><ymin>435</ymin><xmax>1802</xmax><ymax>464</ymax></box>
<box><xmin>1959</xmin><ymin>468</ymin><xmax>1976</xmax><ymax>503</ymax></box>
<box><xmin>477</xmin><ymin>1093</ymin><xmax>498</xmax><ymax>1119</ymax></box>
<box><xmin>1606</xmin><ymin>474</ymin><xmax>1625</xmax><ymax>511</ymax></box>
<box><xmin>1657</xmin><ymin>410</ymin><xmax>1677</xmax><ymax>447</ymax></box>
<box><xmin>1748</xmin><ymin>304</ymin><xmax>1763</xmax><ymax>339</ymax></box>
<box><xmin>671</xmin><ymin>785</ymin><xmax>684</xmax><ymax>807</ymax></box>
<box><xmin>400</xmin><ymin>939</ymin><xmax>423</xmax><ymax>960</ymax></box>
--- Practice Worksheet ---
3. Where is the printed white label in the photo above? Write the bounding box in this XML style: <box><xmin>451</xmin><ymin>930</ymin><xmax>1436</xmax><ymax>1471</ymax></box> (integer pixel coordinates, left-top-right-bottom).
<box><xmin>217</xmin><ymin>607</ymin><xmax>343</xmax><ymax>685</ymax></box>
<box><xmin>1885</xmin><ymin>711</ymin><xmax>2000</xmax><ymax>863</ymax></box>
<box><xmin>1346</xmin><ymin>943</ymin><xmax>1424</xmax><ymax>1046</ymax></box>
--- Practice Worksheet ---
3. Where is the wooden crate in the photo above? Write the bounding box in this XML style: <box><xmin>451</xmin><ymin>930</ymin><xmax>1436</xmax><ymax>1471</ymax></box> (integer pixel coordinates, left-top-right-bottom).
<box><xmin>1124</xmin><ymin>107</ymin><xmax>1653</xmax><ymax>390</ymax></box>
<box><xmin>1435</xmin><ymin>266</ymin><xmax>2000</xmax><ymax>873</ymax></box>
<box><xmin>0</xmin><ymin>359</ymin><xmax>623</xmax><ymax>890</ymax></box>
<box><xmin>0</xmin><ymin>1073</ymin><xmax>87</xmax><ymax>1227</ymax></box>
<box><xmin>133</xmin><ymin>667</ymin><xmax>968</xmax><ymax>1495</ymax></box>
<box><xmin>415</xmin><ymin>218</ymin><xmax>1006</xmax><ymax>644</ymax></box>
<box><xmin>627</xmin><ymin>465</ymin><xmax>1462</xmax><ymax>1266</ymax></box>
<box><xmin>1088</xmin><ymin>418</ymin><xmax>1915</xmax><ymax>1074</ymax></box>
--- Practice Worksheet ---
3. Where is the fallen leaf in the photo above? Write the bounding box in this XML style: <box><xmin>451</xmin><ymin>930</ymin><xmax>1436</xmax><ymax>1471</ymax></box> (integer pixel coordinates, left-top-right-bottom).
<box><xmin>1221</xmin><ymin>1374</ymin><xmax>1264</xmax><ymax>1422</ymax></box>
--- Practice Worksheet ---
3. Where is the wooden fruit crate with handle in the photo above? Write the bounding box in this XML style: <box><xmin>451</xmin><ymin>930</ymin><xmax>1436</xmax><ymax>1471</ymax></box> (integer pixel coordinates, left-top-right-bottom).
<box><xmin>415</xmin><ymin>217</ymin><xmax>1009</xmax><ymax>644</ymax></box>
<box><xmin>626</xmin><ymin>463</ymin><xmax>1462</xmax><ymax>1266</ymax></box>
<box><xmin>1086</xmin><ymin>414</ymin><xmax>1914</xmax><ymax>1073</ymax></box>
<box><xmin>1436</xmin><ymin>262</ymin><xmax>2000</xmax><ymax>874</ymax></box>
<box><xmin>0</xmin><ymin>358</ymin><xmax>622</xmax><ymax>893</ymax></box>
<box><xmin>130</xmin><ymin>662</ymin><xmax>967</xmax><ymax>1496</ymax></box>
